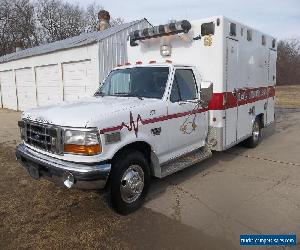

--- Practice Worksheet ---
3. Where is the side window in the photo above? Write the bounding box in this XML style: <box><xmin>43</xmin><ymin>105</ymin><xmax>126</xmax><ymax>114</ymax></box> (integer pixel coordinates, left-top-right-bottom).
<box><xmin>170</xmin><ymin>69</ymin><xmax>197</xmax><ymax>102</ymax></box>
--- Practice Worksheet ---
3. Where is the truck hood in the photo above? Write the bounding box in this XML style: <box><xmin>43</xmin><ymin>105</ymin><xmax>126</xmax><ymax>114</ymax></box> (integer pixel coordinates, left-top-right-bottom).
<box><xmin>22</xmin><ymin>96</ymin><xmax>161</xmax><ymax>128</ymax></box>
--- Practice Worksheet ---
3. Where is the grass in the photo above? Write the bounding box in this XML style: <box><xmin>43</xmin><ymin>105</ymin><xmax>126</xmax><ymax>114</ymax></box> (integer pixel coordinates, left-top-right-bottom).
<box><xmin>276</xmin><ymin>85</ymin><xmax>300</xmax><ymax>108</ymax></box>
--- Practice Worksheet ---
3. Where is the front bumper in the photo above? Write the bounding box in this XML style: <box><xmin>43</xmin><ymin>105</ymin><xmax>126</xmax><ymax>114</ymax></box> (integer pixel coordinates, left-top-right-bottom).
<box><xmin>16</xmin><ymin>143</ymin><xmax>111</xmax><ymax>189</ymax></box>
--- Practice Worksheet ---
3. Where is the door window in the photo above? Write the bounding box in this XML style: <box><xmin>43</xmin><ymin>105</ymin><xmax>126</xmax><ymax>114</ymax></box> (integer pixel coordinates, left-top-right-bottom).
<box><xmin>170</xmin><ymin>69</ymin><xmax>197</xmax><ymax>102</ymax></box>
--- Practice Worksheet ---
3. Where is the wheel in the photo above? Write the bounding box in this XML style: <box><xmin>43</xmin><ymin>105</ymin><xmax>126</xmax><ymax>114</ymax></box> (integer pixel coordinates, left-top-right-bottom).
<box><xmin>110</xmin><ymin>150</ymin><xmax>150</xmax><ymax>215</ymax></box>
<box><xmin>244</xmin><ymin>118</ymin><xmax>262</xmax><ymax>148</ymax></box>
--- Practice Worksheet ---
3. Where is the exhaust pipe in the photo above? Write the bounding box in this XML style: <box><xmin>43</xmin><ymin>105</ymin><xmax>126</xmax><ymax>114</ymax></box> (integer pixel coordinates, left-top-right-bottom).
<box><xmin>63</xmin><ymin>172</ymin><xmax>75</xmax><ymax>188</ymax></box>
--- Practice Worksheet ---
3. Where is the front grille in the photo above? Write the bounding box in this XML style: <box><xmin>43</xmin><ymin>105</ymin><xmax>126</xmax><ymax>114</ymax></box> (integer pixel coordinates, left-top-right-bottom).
<box><xmin>23</xmin><ymin>121</ymin><xmax>63</xmax><ymax>155</ymax></box>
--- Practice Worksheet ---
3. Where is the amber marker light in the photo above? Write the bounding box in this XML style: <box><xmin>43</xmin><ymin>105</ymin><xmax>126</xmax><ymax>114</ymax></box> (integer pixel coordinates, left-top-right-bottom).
<box><xmin>64</xmin><ymin>144</ymin><xmax>101</xmax><ymax>156</ymax></box>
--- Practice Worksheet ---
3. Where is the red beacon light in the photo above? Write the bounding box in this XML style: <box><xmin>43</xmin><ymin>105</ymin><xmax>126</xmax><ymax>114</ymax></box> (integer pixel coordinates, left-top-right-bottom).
<box><xmin>136</xmin><ymin>61</ymin><xmax>142</xmax><ymax>65</ymax></box>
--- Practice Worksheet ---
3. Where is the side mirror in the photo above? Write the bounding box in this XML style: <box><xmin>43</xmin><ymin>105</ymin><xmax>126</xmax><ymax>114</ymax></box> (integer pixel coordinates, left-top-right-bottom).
<box><xmin>200</xmin><ymin>81</ymin><xmax>213</xmax><ymax>106</ymax></box>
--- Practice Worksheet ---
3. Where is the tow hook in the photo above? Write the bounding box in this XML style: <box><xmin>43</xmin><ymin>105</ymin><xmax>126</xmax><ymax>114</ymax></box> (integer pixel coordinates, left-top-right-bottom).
<box><xmin>63</xmin><ymin>172</ymin><xmax>75</xmax><ymax>188</ymax></box>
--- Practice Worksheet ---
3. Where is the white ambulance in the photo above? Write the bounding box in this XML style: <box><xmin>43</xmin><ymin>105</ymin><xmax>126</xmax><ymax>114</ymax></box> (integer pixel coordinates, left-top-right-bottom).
<box><xmin>16</xmin><ymin>16</ymin><xmax>276</xmax><ymax>214</ymax></box>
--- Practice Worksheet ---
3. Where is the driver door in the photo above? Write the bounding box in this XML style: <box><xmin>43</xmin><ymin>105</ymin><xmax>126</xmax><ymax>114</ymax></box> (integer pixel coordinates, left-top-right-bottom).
<box><xmin>166</xmin><ymin>67</ymin><xmax>208</xmax><ymax>158</ymax></box>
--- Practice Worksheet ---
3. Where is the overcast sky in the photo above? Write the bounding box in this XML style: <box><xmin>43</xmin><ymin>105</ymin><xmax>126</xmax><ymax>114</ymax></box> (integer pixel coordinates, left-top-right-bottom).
<box><xmin>68</xmin><ymin>0</ymin><xmax>299</xmax><ymax>39</ymax></box>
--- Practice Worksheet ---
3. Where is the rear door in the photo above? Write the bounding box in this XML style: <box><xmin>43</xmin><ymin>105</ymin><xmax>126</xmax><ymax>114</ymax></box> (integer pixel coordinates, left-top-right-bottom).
<box><xmin>225</xmin><ymin>38</ymin><xmax>239</xmax><ymax>147</ymax></box>
<box><xmin>167</xmin><ymin>67</ymin><xmax>208</xmax><ymax>158</ymax></box>
<box><xmin>267</xmin><ymin>49</ymin><xmax>276</xmax><ymax>124</ymax></box>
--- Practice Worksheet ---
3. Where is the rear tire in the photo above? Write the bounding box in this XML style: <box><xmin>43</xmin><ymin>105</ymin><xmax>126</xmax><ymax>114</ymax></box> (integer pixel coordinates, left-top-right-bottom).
<box><xmin>244</xmin><ymin>118</ymin><xmax>262</xmax><ymax>148</ymax></box>
<box><xmin>110</xmin><ymin>150</ymin><xmax>150</xmax><ymax>215</ymax></box>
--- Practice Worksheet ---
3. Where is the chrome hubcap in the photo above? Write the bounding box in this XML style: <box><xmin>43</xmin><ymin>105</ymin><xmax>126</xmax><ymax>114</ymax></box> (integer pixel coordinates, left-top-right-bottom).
<box><xmin>252</xmin><ymin>121</ymin><xmax>260</xmax><ymax>141</ymax></box>
<box><xmin>120</xmin><ymin>165</ymin><xmax>144</xmax><ymax>203</ymax></box>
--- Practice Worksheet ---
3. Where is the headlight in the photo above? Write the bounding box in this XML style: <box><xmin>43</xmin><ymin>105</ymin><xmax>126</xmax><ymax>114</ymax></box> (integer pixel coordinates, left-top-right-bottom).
<box><xmin>64</xmin><ymin>129</ymin><xmax>101</xmax><ymax>155</ymax></box>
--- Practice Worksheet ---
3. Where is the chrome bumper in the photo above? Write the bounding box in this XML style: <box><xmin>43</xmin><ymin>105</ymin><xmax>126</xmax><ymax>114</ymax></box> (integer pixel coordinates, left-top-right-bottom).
<box><xmin>16</xmin><ymin>143</ymin><xmax>111</xmax><ymax>190</ymax></box>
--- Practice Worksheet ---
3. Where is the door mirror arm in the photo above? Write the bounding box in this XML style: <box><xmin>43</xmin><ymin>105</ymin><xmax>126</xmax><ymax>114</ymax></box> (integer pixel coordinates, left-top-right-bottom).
<box><xmin>199</xmin><ymin>81</ymin><xmax>213</xmax><ymax>106</ymax></box>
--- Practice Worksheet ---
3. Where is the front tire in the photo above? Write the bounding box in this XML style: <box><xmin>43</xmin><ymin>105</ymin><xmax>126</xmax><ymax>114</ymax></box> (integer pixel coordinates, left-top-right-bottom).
<box><xmin>244</xmin><ymin>118</ymin><xmax>262</xmax><ymax>148</ymax></box>
<box><xmin>110</xmin><ymin>150</ymin><xmax>150</xmax><ymax>215</ymax></box>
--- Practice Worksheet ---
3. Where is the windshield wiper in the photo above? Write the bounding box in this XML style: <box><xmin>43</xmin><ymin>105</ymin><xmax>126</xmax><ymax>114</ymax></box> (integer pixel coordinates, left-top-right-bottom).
<box><xmin>114</xmin><ymin>92</ymin><xmax>144</xmax><ymax>100</ymax></box>
<box><xmin>94</xmin><ymin>91</ymin><xmax>105</xmax><ymax>97</ymax></box>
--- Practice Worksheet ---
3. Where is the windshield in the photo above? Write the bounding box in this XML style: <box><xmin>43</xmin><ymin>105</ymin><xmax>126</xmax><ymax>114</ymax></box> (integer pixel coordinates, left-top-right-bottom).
<box><xmin>95</xmin><ymin>67</ymin><xmax>169</xmax><ymax>99</ymax></box>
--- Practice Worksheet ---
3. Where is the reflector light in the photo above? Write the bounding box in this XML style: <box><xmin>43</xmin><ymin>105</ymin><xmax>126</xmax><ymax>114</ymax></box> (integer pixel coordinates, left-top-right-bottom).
<box><xmin>160</xmin><ymin>45</ymin><xmax>172</xmax><ymax>56</ymax></box>
<box><xmin>64</xmin><ymin>144</ymin><xmax>101</xmax><ymax>156</ymax></box>
<box><xmin>129</xmin><ymin>20</ymin><xmax>192</xmax><ymax>46</ymax></box>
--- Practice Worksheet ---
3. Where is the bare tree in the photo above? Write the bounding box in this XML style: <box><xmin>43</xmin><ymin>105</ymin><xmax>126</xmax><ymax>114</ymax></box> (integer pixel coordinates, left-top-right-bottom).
<box><xmin>0</xmin><ymin>0</ymin><xmax>37</xmax><ymax>56</ymax></box>
<box><xmin>277</xmin><ymin>39</ymin><xmax>300</xmax><ymax>85</ymax></box>
<box><xmin>35</xmin><ymin>0</ymin><xmax>86</xmax><ymax>43</ymax></box>
<box><xmin>0</xmin><ymin>0</ymin><xmax>124</xmax><ymax>56</ymax></box>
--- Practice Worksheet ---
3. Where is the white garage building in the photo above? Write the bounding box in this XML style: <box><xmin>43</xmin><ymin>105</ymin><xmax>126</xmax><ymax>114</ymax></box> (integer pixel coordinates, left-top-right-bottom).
<box><xmin>0</xmin><ymin>19</ymin><xmax>150</xmax><ymax>111</ymax></box>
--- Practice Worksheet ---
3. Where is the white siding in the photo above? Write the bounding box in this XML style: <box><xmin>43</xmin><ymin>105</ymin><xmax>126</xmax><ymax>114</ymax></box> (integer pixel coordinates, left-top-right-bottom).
<box><xmin>62</xmin><ymin>60</ymin><xmax>95</xmax><ymax>101</ymax></box>
<box><xmin>0</xmin><ymin>70</ymin><xmax>17</xmax><ymax>110</ymax></box>
<box><xmin>98</xmin><ymin>21</ymin><xmax>151</xmax><ymax>82</ymax></box>
<box><xmin>36</xmin><ymin>65</ymin><xmax>62</xmax><ymax>107</ymax></box>
<box><xmin>0</xmin><ymin>44</ymin><xmax>98</xmax><ymax>110</ymax></box>
<box><xmin>0</xmin><ymin>19</ymin><xmax>151</xmax><ymax>110</ymax></box>
<box><xmin>15</xmin><ymin>68</ymin><xmax>36</xmax><ymax>111</ymax></box>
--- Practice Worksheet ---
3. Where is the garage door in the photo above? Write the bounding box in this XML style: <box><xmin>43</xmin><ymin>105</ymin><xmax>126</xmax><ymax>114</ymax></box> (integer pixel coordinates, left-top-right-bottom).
<box><xmin>15</xmin><ymin>68</ymin><xmax>36</xmax><ymax>111</ymax></box>
<box><xmin>0</xmin><ymin>70</ymin><xmax>17</xmax><ymax>110</ymax></box>
<box><xmin>62</xmin><ymin>60</ymin><xmax>95</xmax><ymax>101</ymax></box>
<box><xmin>36</xmin><ymin>65</ymin><xmax>62</xmax><ymax>107</ymax></box>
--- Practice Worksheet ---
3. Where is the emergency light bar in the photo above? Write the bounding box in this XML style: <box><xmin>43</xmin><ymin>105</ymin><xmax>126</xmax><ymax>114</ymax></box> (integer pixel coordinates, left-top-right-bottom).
<box><xmin>129</xmin><ymin>20</ymin><xmax>192</xmax><ymax>46</ymax></box>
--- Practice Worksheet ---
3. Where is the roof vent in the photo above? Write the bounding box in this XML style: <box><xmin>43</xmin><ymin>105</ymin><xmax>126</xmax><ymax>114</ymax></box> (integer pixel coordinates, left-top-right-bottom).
<box><xmin>97</xmin><ymin>10</ymin><xmax>111</xmax><ymax>31</ymax></box>
<box><xmin>15</xmin><ymin>41</ymin><xmax>23</xmax><ymax>52</ymax></box>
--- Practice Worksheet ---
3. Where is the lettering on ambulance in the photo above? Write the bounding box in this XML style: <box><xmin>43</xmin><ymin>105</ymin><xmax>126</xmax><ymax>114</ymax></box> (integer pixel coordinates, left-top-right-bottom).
<box><xmin>208</xmin><ymin>86</ymin><xmax>275</xmax><ymax>110</ymax></box>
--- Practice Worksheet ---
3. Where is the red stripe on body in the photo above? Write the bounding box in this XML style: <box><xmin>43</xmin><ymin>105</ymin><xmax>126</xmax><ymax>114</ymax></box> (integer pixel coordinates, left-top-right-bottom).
<box><xmin>268</xmin><ymin>86</ymin><xmax>275</xmax><ymax>97</ymax></box>
<box><xmin>100</xmin><ymin>107</ymin><xmax>208</xmax><ymax>135</ymax></box>
<box><xmin>100</xmin><ymin>85</ymin><xmax>275</xmax><ymax>134</ymax></box>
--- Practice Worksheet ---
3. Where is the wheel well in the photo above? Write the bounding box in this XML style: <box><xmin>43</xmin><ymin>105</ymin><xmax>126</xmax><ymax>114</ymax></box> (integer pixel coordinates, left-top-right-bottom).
<box><xmin>257</xmin><ymin>113</ymin><xmax>264</xmax><ymax>128</ymax></box>
<box><xmin>112</xmin><ymin>141</ymin><xmax>152</xmax><ymax>165</ymax></box>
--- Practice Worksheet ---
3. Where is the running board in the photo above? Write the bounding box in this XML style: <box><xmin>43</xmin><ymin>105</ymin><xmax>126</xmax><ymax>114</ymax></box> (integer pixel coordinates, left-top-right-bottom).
<box><xmin>160</xmin><ymin>146</ymin><xmax>212</xmax><ymax>178</ymax></box>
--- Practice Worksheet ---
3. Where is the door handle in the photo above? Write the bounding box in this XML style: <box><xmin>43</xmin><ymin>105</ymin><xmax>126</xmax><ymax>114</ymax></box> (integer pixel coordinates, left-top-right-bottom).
<box><xmin>232</xmin><ymin>88</ymin><xmax>238</xmax><ymax>97</ymax></box>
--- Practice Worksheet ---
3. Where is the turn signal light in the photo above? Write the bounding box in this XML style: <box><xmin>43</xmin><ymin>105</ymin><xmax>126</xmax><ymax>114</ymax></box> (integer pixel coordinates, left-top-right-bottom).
<box><xmin>64</xmin><ymin>144</ymin><xmax>101</xmax><ymax>156</ymax></box>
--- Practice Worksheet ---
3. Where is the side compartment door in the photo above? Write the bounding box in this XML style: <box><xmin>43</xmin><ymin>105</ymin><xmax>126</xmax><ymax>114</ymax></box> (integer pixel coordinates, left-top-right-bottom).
<box><xmin>225</xmin><ymin>38</ymin><xmax>239</xmax><ymax>147</ymax></box>
<box><xmin>166</xmin><ymin>68</ymin><xmax>208</xmax><ymax>158</ymax></box>
<box><xmin>267</xmin><ymin>49</ymin><xmax>276</xmax><ymax>124</ymax></box>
